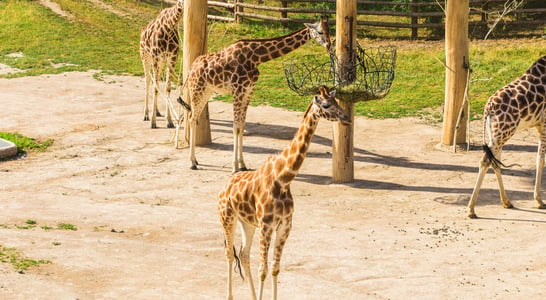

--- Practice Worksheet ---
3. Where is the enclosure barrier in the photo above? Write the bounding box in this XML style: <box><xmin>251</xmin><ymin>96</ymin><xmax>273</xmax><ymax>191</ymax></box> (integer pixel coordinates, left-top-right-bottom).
<box><xmin>208</xmin><ymin>0</ymin><xmax>545</xmax><ymax>39</ymax></box>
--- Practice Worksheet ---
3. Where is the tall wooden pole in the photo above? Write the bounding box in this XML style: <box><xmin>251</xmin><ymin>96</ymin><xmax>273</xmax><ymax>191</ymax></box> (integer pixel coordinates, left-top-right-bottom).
<box><xmin>442</xmin><ymin>0</ymin><xmax>469</xmax><ymax>146</ymax></box>
<box><xmin>332</xmin><ymin>0</ymin><xmax>356</xmax><ymax>183</ymax></box>
<box><xmin>183</xmin><ymin>0</ymin><xmax>211</xmax><ymax>145</ymax></box>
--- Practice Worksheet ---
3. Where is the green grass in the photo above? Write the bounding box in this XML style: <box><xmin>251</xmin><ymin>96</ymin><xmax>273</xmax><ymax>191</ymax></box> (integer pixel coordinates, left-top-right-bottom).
<box><xmin>0</xmin><ymin>132</ymin><xmax>53</xmax><ymax>154</ymax></box>
<box><xmin>57</xmin><ymin>223</ymin><xmax>77</xmax><ymax>231</ymax></box>
<box><xmin>0</xmin><ymin>246</ymin><xmax>51</xmax><ymax>271</ymax></box>
<box><xmin>1</xmin><ymin>0</ymin><xmax>545</xmax><ymax>121</ymax></box>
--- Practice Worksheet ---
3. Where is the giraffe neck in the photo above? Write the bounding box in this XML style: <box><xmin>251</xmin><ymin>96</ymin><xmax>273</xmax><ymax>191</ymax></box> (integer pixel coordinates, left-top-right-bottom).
<box><xmin>162</xmin><ymin>0</ymin><xmax>184</xmax><ymax>29</ymax></box>
<box><xmin>273</xmin><ymin>112</ymin><xmax>319</xmax><ymax>184</ymax></box>
<box><xmin>243</xmin><ymin>27</ymin><xmax>312</xmax><ymax>64</ymax></box>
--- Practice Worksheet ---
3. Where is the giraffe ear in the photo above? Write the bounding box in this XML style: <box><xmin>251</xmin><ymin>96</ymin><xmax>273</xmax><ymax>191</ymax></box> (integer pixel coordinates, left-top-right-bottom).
<box><xmin>304</xmin><ymin>22</ymin><xmax>316</xmax><ymax>30</ymax></box>
<box><xmin>318</xmin><ymin>86</ymin><xmax>328</xmax><ymax>96</ymax></box>
<box><xmin>329</xmin><ymin>89</ymin><xmax>336</xmax><ymax>98</ymax></box>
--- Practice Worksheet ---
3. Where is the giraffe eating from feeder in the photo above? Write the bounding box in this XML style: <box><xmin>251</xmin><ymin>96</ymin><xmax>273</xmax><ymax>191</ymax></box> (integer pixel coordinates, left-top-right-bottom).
<box><xmin>177</xmin><ymin>18</ymin><xmax>331</xmax><ymax>173</ymax></box>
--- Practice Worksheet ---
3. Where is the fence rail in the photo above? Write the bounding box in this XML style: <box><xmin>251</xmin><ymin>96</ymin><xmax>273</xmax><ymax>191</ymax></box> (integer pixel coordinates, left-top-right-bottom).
<box><xmin>207</xmin><ymin>0</ymin><xmax>545</xmax><ymax>39</ymax></box>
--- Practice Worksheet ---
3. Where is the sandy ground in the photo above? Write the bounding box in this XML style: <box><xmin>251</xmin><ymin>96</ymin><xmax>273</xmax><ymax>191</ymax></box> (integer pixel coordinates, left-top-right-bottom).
<box><xmin>1</xmin><ymin>71</ymin><xmax>546</xmax><ymax>299</ymax></box>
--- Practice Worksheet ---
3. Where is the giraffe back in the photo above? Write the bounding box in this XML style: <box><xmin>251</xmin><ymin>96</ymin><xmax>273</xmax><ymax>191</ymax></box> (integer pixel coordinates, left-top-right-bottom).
<box><xmin>484</xmin><ymin>55</ymin><xmax>546</xmax><ymax>139</ymax></box>
<box><xmin>139</xmin><ymin>3</ymin><xmax>183</xmax><ymax>61</ymax></box>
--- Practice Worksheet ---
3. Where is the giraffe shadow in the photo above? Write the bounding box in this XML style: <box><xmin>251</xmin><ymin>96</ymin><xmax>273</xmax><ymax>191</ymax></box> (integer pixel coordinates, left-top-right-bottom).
<box><xmin>209</xmin><ymin>119</ymin><xmax>538</xmax><ymax>178</ymax></box>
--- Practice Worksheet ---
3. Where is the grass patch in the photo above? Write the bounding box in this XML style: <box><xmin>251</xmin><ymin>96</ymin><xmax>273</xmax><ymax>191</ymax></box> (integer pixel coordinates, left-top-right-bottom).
<box><xmin>57</xmin><ymin>223</ymin><xmax>77</xmax><ymax>231</ymax></box>
<box><xmin>0</xmin><ymin>132</ymin><xmax>53</xmax><ymax>154</ymax></box>
<box><xmin>15</xmin><ymin>220</ymin><xmax>37</xmax><ymax>230</ymax></box>
<box><xmin>0</xmin><ymin>246</ymin><xmax>51</xmax><ymax>271</ymax></box>
<box><xmin>0</xmin><ymin>0</ymin><xmax>545</xmax><ymax>120</ymax></box>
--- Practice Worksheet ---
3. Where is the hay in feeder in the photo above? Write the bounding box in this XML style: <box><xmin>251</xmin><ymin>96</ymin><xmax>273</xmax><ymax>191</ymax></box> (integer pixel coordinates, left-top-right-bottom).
<box><xmin>283</xmin><ymin>45</ymin><xmax>396</xmax><ymax>102</ymax></box>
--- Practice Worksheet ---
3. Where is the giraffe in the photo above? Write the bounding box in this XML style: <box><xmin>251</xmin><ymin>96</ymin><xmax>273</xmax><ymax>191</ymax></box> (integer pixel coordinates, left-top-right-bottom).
<box><xmin>217</xmin><ymin>86</ymin><xmax>350</xmax><ymax>300</ymax></box>
<box><xmin>139</xmin><ymin>0</ymin><xmax>184</xmax><ymax>129</ymax></box>
<box><xmin>178</xmin><ymin>18</ymin><xmax>331</xmax><ymax>173</ymax></box>
<box><xmin>467</xmin><ymin>55</ymin><xmax>546</xmax><ymax>219</ymax></box>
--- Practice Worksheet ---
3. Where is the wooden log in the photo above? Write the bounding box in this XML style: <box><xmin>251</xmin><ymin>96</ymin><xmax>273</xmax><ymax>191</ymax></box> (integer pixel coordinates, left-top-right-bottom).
<box><xmin>183</xmin><ymin>0</ymin><xmax>211</xmax><ymax>145</ymax></box>
<box><xmin>442</xmin><ymin>0</ymin><xmax>469</xmax><ymax>146</ymax></box>
<box><xmin>332</xmin><ymin>0</ymin><xmax>356</xmax><ymax>183</ymax></box>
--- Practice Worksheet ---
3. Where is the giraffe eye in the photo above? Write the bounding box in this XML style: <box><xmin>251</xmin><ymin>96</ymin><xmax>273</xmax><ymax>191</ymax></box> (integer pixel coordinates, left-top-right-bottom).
<box><xmin>321</xmin><ymin>102</ymin><xmax>331</xmax><ymax>109</ymax></box>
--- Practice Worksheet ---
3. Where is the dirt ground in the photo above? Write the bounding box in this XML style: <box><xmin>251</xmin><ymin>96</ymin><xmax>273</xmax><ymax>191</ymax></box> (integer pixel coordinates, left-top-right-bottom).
<box><xmin>1</xmin><ymin>71</ymin><xmax>546</xmax><ymax>299</ymax></box>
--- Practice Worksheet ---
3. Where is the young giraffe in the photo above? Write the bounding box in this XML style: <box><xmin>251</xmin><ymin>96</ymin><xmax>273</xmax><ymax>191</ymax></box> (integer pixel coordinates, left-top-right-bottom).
<box><xmin>468</xmin><ymin>55</ymin><xmax>546</xmax><ymax>218</ymax></box>
<box><xmin>217</xmin><ymin>86</ymin><xmax>350</xmax><ymax>300</ymax></box>
<box><xmin>139</xmin><ymin>0</ymin><xmax>184</xmax><ymax>129</ymax></box>
<box><xmin>178</xmin><ymin>18</ymin><xmax>331</xmax><ymax>173</ymax></box>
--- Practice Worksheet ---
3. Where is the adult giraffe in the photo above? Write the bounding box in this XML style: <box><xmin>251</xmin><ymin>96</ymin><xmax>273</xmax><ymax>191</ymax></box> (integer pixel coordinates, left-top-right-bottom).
<box><xmin>139</xmin><ymin>0</ymin><xmax>183</xmax><ymax>129</ymax></box>
<box><xmin>178</xmin><ymin>18</ymin><xmax>331</xmax><ymax>172</ymax></box>
<box><xmin>468</xmin><ymin>55</ymin><xmax>546</xmax><ymax>218</ymax></box>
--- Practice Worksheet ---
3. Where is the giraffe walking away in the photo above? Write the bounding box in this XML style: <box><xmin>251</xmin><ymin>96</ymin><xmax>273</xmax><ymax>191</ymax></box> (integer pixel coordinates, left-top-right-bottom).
<box><xmin>178</xmin><ymin>18</ymin><xmax>331</xmax><ymax>173</ymax></box>
<box><xmin>467</xmin><ymin>55</ymin><xmax>546</xmax><ymax>219</ymax></box>
<box><xmin>139</xmin><ymin>0</ymin><xmax>184</xmax><ymax>129</ymax></box>
<box><xmin>217</xmin><ymin>86</ymin><xmax>350</xmax><ymax>300</ymax></box>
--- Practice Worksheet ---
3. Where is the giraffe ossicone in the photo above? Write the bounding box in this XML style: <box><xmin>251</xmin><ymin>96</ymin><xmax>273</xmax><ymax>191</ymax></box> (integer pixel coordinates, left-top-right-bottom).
<box><xmin>179</xmin><ymin>18</ymin><xmax>331</xmax><ymax>173</ymax></box>
<box><xmin>218</xmin><ymin>86</ymin><xmax>349</xmax><ymax>300</ymax></box>
<box><xmin>467</xmin><ymin>55</ymin><xmax>546</xmax><ymax>218</ymax></box>
<box><xmin>139</xmin><ymin>0</ymin><xmax>184</xmax><ymax>129</ymax></box>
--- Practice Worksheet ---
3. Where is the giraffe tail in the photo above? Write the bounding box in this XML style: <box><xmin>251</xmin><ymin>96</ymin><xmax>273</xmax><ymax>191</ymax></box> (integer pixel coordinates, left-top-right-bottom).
<box><xmin>233</xmin><ymin>245</ymin><xmax>244</xmax><ymax>281</ymax></box>
<box><xmin>482</xmin><ymin>144</ymin><xmax>521</xmax><ymax>169</ymax></box>
<box><xmin>176</xmin><ymin>96</ymin><xmax>191</xmax><ymax>112</ymax></box>
<box><xmin>482</xmin><ymin>144</ymin><xmax>505</xmax><ymax>169</ymax></box>
<box><xmin>224</xmin><ymin>240</ymin><xmax>244</xmax><ymax>281</ymax></box>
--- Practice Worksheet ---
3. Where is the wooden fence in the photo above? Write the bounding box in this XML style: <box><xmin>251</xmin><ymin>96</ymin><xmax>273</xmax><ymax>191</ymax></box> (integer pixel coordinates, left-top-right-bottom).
<box><xmin>206</xmin><ymin>0</ymin><xmax>546</xmax><ymax>39</ymax></box>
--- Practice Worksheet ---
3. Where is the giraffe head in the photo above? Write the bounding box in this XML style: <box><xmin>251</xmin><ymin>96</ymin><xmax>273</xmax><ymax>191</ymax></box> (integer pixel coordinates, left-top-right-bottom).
<box><xmin>304</xmin><ymin>17</ymin><xmax>331</xmax><ymax>51</ymax></box>
<box><xmin>305</xmin><ymin>86</ymin><xmax>350</xmax><ymax>125</ymax></box>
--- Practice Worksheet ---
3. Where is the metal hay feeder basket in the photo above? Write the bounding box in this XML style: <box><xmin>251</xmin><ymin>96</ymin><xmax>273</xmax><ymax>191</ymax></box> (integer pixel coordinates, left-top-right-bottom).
<box><xmin>283</xmin><ymin>45</ymin><xmax>396</xmax><ymax>102</ymax></box>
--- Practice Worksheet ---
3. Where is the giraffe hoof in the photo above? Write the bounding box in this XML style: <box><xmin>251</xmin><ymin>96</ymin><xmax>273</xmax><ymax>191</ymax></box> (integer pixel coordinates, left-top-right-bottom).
<box><xmin>468</xmin><ymin>213</ymin><xmax>478</xmax><ymax>219</ymax></box>
<box><xmin>167</xmin><ymin>122</ymin><xmax>175</xmax><ymax>129</ymax></box>
<box><xmin>151</xmin><ymin>123</ymin><xmax>157</xmax><ymax>129</ymax></box>
<box><xmin>503</xmin><ymin>203</ymin><xmax>514</xmax><ymax>209</ymax></box>
<box><xmin>156</xmin><ymin>111</ymin><xmax>162</xmax><ymax>117</ymax></box>
<box><xmin>538</xmin><ymin>203</ymin><xmax>546</xmax><ymax>209</ymax></box>
<box><xmin>144</xmin><ymin>116</ymin><xmax>150</xmax><ymax>121</ymax></box>
<box><xmin>190</xmin><ymin>165</ymin><xmax>198</xmax><ymax>170</ymax></box>
<box><xmin>238</xmin><ymin>167</ymin><xmax>249</xmax><ymax>172</ymax></box>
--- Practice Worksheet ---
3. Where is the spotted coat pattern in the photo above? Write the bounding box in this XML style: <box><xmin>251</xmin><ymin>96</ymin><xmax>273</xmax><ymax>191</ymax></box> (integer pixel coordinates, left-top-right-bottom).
<box><xmin>217</xmin><ymin>87</ymin><xmax>350</xmax><ymax>300</ymax></box>
<box><xmin>139</xmin><ymin>0</ymin><xmax>184</xmax><ymax>128</ymax></box>
<box><xmin>468</xmin><ymin>55</ymin><xmax>546</xmax><ymax>218</ymax></box>
<box><xmin>180</xmin><ymin>18</ymin><xmax>331</xmax><ymax>173</ymax></box>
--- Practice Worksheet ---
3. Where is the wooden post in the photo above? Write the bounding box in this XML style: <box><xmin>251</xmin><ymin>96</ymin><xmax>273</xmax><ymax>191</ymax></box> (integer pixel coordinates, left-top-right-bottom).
<box><xmin>410</xmin><ymin>0</ymin><xmax>418</xmax><ymax>39</ymax></box>
<box><xmin>234</xmin><ymin>0</ymin><xmax>243</xmax><ymax>24</ymax></box>
<box><xmin>183</xmin><ymin>0</ymin><xmax>211</xmax><ymax>145</ymax></box>
<box><xmin>442</xmin><ymin>0</ymin><xmax>469</xmax><ymax>146</ymax></box>
<box><xmin>333</xmin><ymin>0</ymin><xmax>356</xmax><ymax>183</ymax></box>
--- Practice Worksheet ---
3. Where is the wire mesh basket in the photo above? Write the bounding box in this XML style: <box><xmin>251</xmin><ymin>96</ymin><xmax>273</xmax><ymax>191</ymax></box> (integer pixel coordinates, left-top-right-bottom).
<box><xmin>283</xmin><ymin>45</ymin><xmax>396</xmax><ymax>102</ymax></box>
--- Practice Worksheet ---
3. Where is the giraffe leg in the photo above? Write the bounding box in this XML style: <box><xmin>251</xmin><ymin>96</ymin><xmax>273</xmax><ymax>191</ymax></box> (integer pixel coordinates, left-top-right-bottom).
<box><xmin>232</xmin><ymin>87</ymin><xmax>252</xmax><ymax>172</ymax></box>
<box><xmin>534</xmin><ymin>125</ymin><xmax>546</xmax><ymax>209</ymax></box>
<box><xmin>270</xmin><ymin>217</ymin><xmax>292</xmax><ymax>300</ymax></box>
<box><xmin>189</xmin><ymin>119</ymin><xmax>198</xmax><ymax>170</ymax></box>
<box><xmin>257</xmin><ymin>225</ymin><xmax>273</xmax><ymax>300</ymax></box>
<box><xmin>239</xmin><ymin>222</ymin><xmax>257</xmax><ymax>300</ymax></box>
<box><xmin>468</xmin><ymin>158</ymin><xmax>489</xmax><ymax>219</ymax></box>
<box><xmin>165</xmin><ymin>57</ymin><xmax>176</xmax><ymax>129</ymax></box>
<box><xmin>219</xmin><ymin>200</ymin><xmax>237</xmax><ymax>300</ymax></box>
<box><xmin>492</xmin><ymin>162</ymin><xmax>513</xmax><ymax>209</ymax></box>
<box><xmin>232</xmin><ymin>125</ymin><xmax>247</xmax><ymax>173</ymax></box>
<box><xmin>150</xmin><ymin>64</ymin><xmax>162</xmax><ymax>128</ymax></box>
<box><xmin>143</xmin><ymin>62</ymin><xmax>152</xmax><ymax>122</ymax></box>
